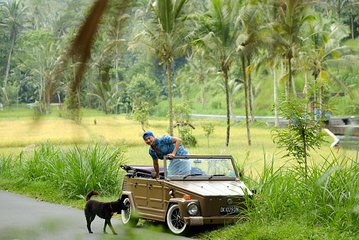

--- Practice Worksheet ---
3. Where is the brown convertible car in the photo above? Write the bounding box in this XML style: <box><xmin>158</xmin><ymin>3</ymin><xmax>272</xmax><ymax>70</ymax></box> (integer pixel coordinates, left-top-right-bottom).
<box><xmin>120</xmin><ymin>155</ymin><xmax>253</xmax><ymax>235</ymax></box>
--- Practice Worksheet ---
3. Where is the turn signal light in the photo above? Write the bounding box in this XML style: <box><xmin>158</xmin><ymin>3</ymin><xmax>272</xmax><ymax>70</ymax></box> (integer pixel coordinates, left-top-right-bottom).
<box><xmin>183</xmin><ymin>195</ymin><xmax>191</xmax><ymax>200</ymax></box>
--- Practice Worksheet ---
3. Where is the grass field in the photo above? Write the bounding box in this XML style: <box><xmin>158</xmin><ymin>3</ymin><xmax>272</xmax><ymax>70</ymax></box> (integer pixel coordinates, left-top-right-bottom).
<box><xmin>0</xmin><ymin>106</ymin><xmax>357</xmax><ymax>177</ymax></box>
<box><xmin>1</xmin><ymin>107</ymin><xmax>359</xmax><ymax>239</ymax></box>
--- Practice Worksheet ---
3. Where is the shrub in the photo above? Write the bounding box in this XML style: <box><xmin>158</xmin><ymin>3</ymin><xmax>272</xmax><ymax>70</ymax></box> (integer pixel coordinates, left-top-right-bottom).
<box><xmin>178</xmin><ymin>126</ymin><xmax>197</xmax><ymax>147</ymax></box>
<box><xmin>0</xmin><ymin>143</ymin><xmax>127</xmax><ymax>199</ymax></box>
<box><xmin>202</xmin><ymin>123</ymin><xmax>215</xmax><ymax>147</ymax></box>
<box><xmin>244</xmin><ymin>152</ymin><xmax>359</xmax><ymax>236</ymax></box>
<box><xmin>272</xmin><ymin>97</ymin><xmax>325</xmax><ymax>179</ymax></box>
<box><xmin>0</xmin><ymin>155</ymin><xmax>17</xmax><ymax>178</ymax></box>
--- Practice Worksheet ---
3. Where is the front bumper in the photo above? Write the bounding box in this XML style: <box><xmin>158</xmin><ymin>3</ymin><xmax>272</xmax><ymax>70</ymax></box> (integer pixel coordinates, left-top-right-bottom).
<box><xmin>183</xmin><ymin>215</ymin><xmax>240</xmax><ymax>226</ymax></box>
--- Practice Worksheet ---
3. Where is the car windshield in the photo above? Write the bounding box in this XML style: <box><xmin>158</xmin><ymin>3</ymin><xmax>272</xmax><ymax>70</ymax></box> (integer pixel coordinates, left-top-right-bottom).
<box><xmin>164</xmin><ymin>155</ymin><xmax>238</xmax><ymax>180</ymax></box>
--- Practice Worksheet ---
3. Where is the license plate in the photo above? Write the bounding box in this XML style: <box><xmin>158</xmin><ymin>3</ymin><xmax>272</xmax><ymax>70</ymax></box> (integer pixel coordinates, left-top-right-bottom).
<box><xmin>220</xmin><ymin>206</ymin><xmax>240</xmax><ymax>215</ymax></box>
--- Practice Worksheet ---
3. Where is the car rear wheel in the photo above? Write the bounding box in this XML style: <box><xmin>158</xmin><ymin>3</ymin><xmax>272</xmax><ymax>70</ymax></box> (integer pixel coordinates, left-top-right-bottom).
<box><xmin>121</xmin><ymin>197</ymin><xmax>139</xmax><ymax>227</ymax></box>
<box><xmin>166</xmin><ymin>204</ymin><xmax>187</xmax><ymax>234</ymax></box>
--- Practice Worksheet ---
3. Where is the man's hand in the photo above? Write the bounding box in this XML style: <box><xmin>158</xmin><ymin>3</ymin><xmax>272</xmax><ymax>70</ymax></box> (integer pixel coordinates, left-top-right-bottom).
<box><xmin>151</xmin><ymin>171</ymin><xmax>158</xmax><ymax>179</ymax></box>
<box><xmin>167</xmin><ymin>153</ymin><xmax>175</xmax><ymax>159</ymax></box>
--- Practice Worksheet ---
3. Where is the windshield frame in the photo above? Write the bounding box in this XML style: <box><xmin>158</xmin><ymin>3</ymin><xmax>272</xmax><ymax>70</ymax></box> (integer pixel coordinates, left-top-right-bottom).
<box><xmin>163</xmin><ymin>155</ymin><xmax>239</xmax><ymax>181</ymax></box>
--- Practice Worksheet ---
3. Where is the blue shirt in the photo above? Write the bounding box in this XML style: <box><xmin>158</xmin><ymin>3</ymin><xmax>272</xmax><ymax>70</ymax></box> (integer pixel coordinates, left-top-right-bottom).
<box><xmin>149</xmin><ymin>135</ymin><xmax>188</xmax><ymax>160</ymax></box>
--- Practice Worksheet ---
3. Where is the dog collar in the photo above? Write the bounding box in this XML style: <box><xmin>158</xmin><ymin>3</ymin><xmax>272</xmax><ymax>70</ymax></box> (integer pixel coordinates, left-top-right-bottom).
<box><xmin>109</xmin><ymin>203</ymin><xmax>113</xmax><ymax>212</ymax></box>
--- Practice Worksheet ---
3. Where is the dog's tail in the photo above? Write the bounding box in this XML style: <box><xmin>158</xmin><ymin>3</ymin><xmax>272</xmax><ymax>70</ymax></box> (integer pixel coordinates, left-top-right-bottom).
<box><xmin>86</xmin><ymin>191</ymin><xmax>99</xmax><ymax>201</ymax></box>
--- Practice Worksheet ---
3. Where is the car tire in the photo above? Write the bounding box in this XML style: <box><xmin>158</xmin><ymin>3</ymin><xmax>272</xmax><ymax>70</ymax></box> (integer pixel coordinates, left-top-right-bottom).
<box><xmin>166</xmin><ymin>204</ymin><xmax>187</xmax><ymax>235</ymax></box>
<box><xmin>121</xmin><ymin>197</ymin><xmax>139</xmax><ymax>227</ymax></box>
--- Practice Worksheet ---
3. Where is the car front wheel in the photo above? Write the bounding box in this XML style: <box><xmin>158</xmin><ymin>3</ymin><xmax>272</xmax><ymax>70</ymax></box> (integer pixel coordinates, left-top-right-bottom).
<box><xmin>121</xmin><ymin>197</ymin><xmax>139</xmax><ymax>227</ymax></box>
<box><xmin>166</xmin><ymin>204</ymin><xmax>187</xmax><ymax>234</ymax></box>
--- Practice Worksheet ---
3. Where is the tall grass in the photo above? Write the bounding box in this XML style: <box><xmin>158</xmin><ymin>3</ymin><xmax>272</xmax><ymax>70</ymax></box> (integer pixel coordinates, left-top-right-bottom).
<box><xmin>252</xmin><ymin>151</ymin><xmax>359</xmax><ymax>231</ymax></box>
<box><xmin>0</xmin><ymin>143</ymin><xmax>126</xmax><ymax>198</ymax></box>
<box><xmin>205</xmin><ymin>151</ymin><xmax>359</xmax><ymax>239</ymax></box>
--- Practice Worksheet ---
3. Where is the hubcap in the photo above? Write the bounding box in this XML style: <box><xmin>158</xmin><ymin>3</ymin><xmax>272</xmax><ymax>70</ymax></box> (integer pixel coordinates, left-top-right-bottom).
<box><xmin>171</xmin><ymin>208</ymin><xmax>185</xmax><ymax>229</ymax></box>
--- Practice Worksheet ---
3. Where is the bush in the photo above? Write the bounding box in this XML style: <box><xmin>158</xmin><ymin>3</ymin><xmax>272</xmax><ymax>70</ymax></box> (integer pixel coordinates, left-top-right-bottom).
<box><xmin>244</xmin><ymin>152</ymin><xmax>359</xmax><ymax>237</ymax></box>
<box><xmin>178</xmin><ymin>127</ymin><xmax>197</xmax><ymax>147</ymax></box>
<box><xmin>0</xmin><ymin>143</ymin><xmax>127</xmax><ymax>198</ymax></box>
<box><xmin>206</xmin><ymin>152</ymin><xmax>359</xmax><ymax>239</ymax></box>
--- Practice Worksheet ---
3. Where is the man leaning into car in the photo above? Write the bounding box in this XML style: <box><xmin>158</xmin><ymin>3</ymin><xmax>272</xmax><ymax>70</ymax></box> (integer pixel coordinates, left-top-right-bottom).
<box><xmin>142</xmin><ymin>131</ymin><xmax>190</xmax><ymax>178</ymax></box>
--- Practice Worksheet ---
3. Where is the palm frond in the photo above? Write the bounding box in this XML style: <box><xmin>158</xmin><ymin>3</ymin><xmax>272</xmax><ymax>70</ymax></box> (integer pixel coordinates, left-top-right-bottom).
<box><xmin>59</xmin><ymin>0</ymin><xmax>132</xmax><ymax>116</ymax></box>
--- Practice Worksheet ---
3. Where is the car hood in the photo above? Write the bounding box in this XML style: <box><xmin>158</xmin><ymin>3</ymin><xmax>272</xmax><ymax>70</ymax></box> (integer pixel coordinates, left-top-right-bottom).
<box><xmin>168</xmin><ymin>180</ymin><xmax>252</xmax><ymax>197</ymax></box>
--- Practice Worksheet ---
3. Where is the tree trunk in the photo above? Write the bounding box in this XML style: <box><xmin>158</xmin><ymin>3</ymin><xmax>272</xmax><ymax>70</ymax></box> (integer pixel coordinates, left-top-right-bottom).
<box><xmin>222</xmin><ymin>63</ymin><xmax>230</xmax><ymax>147</ymax></box>
<box><xmin>313</xmin><ymin>75</ymin><xmax>318</xmax><ymax>121</ymax></box>
<box><xmin>350</xmin><ymin>10</ymin><xmax>354</xmax><ymax>39</ymax></box>
<box><xmin>292</xmin><ymin>75</ymin><xmax>297</xmax><ymax>97</ymax></box>
<box><xmin>3</xmin><ymin>36</ymin><xmax>15</xmax><ymax>104</ymax></box>
<box><xmin>166</xmin><ymin>59</ymin><xmax>174</xmax><ymax>136</ymax></box>
<box><xmin>319</xmin><ymin>83</ymin><xmax>324</xmax><ymax>119</ymax></box>
<box><xmin>199</xmin><ymin>74</ymin><xmax>205</xmax><ymax>109</ymax></box>
<box><xmin>273</xmin><ymin>66</ymin><xmax>279</xmax><ymax>127</ymax></box>
<box><xmin>45</xmin><ymin>78</ymin><xmax>52</xmax><ymax>115</ymax></box>
<box><xmin>304</xmin><ymin>71</ymin><xmax>309</xmax><ymax>111</ymax></box>
<box><xmin>301</xmin><ymin>128</ymin><xmax>308</xmax><ymax>180</ymax></box>
<box><xmin>287</xmin><ymin>56</ymin><xmax>292</xmax><ymax>100</ymax></box>
<box><xmin>242</xmin><ymin>55</ymin><xmax>251</xmax><ymax>146</ymax></box>
<box><xmin>247</xmin><ymin>58</ymin><xmax>254</xmax><ymax>123</ymax></box>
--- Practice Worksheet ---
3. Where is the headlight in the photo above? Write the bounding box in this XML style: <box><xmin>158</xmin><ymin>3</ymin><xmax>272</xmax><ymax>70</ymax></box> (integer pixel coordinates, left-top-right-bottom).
<box><xmin>187</xmin><ymin>202</ymin><xmax>199</xmax><ymax>216</ymax></box>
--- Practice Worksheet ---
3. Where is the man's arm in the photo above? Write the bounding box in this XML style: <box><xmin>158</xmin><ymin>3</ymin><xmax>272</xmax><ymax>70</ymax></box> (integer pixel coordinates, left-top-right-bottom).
<box><xmin>153</xmin><ymin>159</ymin><xmax>159</xmax><ymax>178</ymax></box>
<box><xmin>168</xmin><ymin>137</ymin><xmax>182</xmax><ymax>158</ymax></box>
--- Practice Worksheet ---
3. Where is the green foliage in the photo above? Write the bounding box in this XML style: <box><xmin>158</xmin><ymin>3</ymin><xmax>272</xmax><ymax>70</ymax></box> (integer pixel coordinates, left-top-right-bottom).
<box><xmin>178</xmin><ymin>126</ymin><xmax>197</xmax><ymax>147</ymax></box>
<box><xmin>0</xmin><ymin>155</ymin><xmax>14</xmax><ymax>178</ymax></box>
<box><xmin>173</xmin><ymin>101</ymin><xmax>191</xmax><ymax>123</ymax></box>
<box><xmin>0</xmin><ymin>0</ymin><xmax>358</xmax><ymax>120</ymax></box>
<box><xmin>201</xmin><ymin>152</ymin><xmax>359</xmax><ymax>239</ymax></box>
<box><xmin>127</xmin><ymin>74</ymin><xmax>160</xmax><ymax>107</ymax></box>
<box><xmin>173</xmin><ymin>102</ymin><xmax>197</xmax><ymax>147</ymax></box>
<box><xmin>272</xmin><ymin>97</ymin><xmax>325</xmax><ymax>177</ymax></box>
<box><xmin>239</xmin><ymin>152</ymin><xmax>359</xmax><ymax>239</ymax></box>
<box><xmin>201</xmin><ymin>219</ymin><xmax>357</xmax><ymax>240</ymax></box>
<box><xmin>127</xmin><ymin>74</ymin><xmax>160</xmax><ymax>130</ymax></box>
<box><xmin>202</xmin><ymin>123</ymin><xmax>214</xmax><ymax>147</ymax></box>
<box><xmin>0</xmin><ymin>143</ymin><xmax>126</xmax><ymax>198</ymax></box>
<box><xmin>133</xmin><ymin>101</ymin><xmax>150</xmax><ymax>131</ymax></box>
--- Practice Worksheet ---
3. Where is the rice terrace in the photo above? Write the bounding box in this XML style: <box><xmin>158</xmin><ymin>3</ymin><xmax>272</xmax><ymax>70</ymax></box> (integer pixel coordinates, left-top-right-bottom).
<box><xmin>0</xmin><ymin>0</ymin><xmax>359</xmax><ymax>239</ymax></box>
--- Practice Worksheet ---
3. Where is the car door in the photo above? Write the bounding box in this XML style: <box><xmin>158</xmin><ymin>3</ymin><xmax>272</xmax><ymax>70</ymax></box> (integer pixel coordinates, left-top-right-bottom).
<box><xmin>130</xmin><ymin>178</ymin><xmax>166</xmax><ymax>221</ymax></box>
<box><xmin>130</xmin><ymin>178</ymin><xmax>148</xmax><ymax>209</ymax></box>
<box><xmin>146</xmin><ymin>179</ymin><xmax>166</xmax><ymax>221</ymax></box>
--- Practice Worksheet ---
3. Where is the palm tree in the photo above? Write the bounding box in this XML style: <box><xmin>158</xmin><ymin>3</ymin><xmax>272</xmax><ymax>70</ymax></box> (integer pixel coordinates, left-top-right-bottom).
<box><xmin>236</xmin><ymin>3</ymin><xmax>263</xmax><ymax>146</ymax></box>
<box><xmin>60</xmin><ymin>0</ymin><xmax>131</xmax><ymax>121</ymax></box>
<box><xmin>254</xmin><ymin>1</ymin><xmax>282</xmax><ymax>127</ymax></box>
<box><xmin>303</xmin><ymin>14</ymin><xmax>350</xmax><ymax>118</ymax></box>
<box><xmin>88</xmin><ymin>8</ymin><xmax>130</xmax><ymax>114</ymax></box>
<box><xmin>218</xmin><ymin>77</ymin><xmax>242</xmax><ymax>120</ymax></box>
<box><xmin>0</xmin><ymin>0</ymin><xmax>27</xmax><ymax>105</ymax></box>
<box><xmin>194</xmin><ymin>0</ymin><xmax>242</xmax><ymax>146</ymax></box>
<box><xmin>132</xmin><ymin>0</ymin><xmax>190</xmax><ymax>136</ymax></box>
<box><xmin>190</xmin><ymin>53</ymin><xmax>209</xmax><ymax>109</ymax></box>
<box><xmin>270</xmin><ymin>0</ymin><xmax>312</xmax><ymax>100</ymax></box>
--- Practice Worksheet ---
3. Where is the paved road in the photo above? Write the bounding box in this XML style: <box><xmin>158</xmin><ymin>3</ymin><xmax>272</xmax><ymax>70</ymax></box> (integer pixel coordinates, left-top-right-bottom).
<box><xmin>0</xmin><ymin>190</ymin><xmax>191</xmax><ymax>240</ymax></box>
<box><xmin>190</xmin><ymin>113</ymin><xmax>282</xmax><ymax>121</ymax></box>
